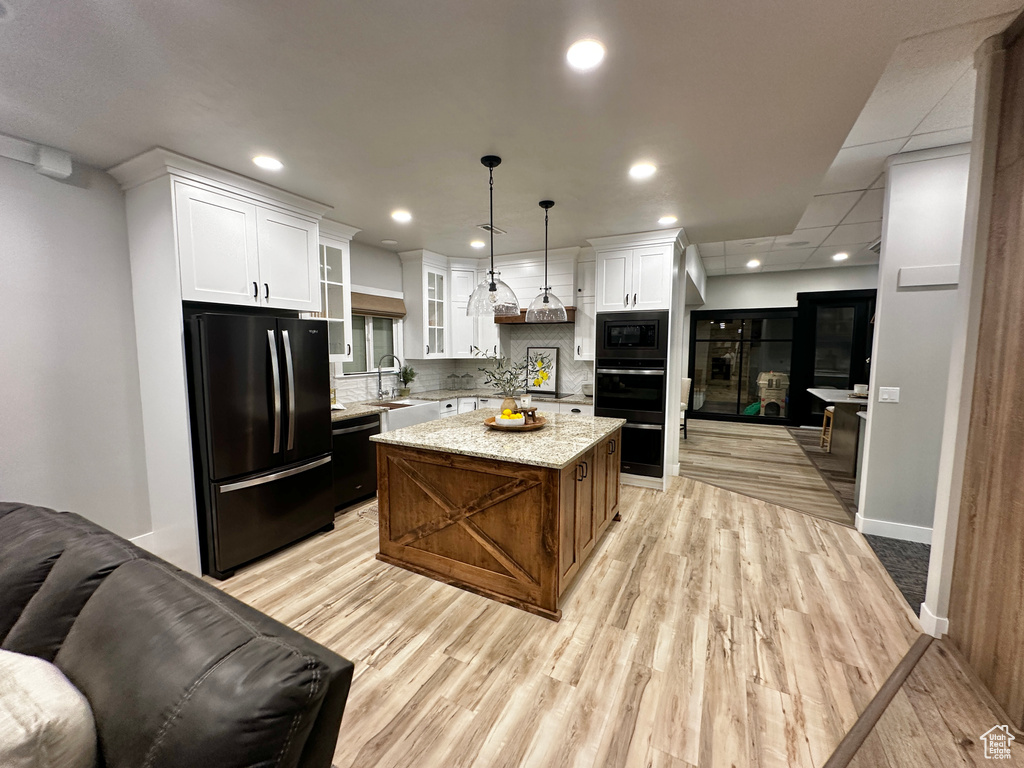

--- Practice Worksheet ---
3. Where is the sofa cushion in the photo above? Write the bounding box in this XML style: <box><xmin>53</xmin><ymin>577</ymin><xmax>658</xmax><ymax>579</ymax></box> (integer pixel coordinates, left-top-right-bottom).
<box><xmin>0</xmin><ymin>507</ymin><xmax>88</xmax><ymax>639</ymax></box>
<box><xmin>0</xmin><ymin>648</ymin><xmax>97</xmax><ymax>768</ymax></box>
<box><xmin>3</xmin><ymin>534</ymin><xmax>141</xmax><ymax>661</ymax></box>
<box><xmin>55</xmin><ymin>559</ymin><xmax>330</xmax><ymax>768</ymax></box>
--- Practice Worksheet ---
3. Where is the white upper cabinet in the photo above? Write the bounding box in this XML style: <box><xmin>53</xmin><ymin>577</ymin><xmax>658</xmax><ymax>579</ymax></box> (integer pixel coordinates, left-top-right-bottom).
<box><xmin>111</xmin><ymin>149</ymin><xmax>336</xmax><ymax>313</ymax></box>
<box><xmin>631</xmin><ymin>246</ymin><xmax>672</xmax><ymax>311</ymax></box>
<box><xmin>255</xmin><ymin>208</ymin><xmax>320</xmax><ymax>310</ymax></box>
<box><xmin>307</xmin><ymin>223</ymin><xmax>357</xmax><ymax>363</ymax></box>
<box><xmin>574</xmin><ymin>257</ymin><xmax>596</xmax><ymax>361</ymax></box>
<box><xmin>596</xmin><ymin>249</ymin><xmax>632</xmax><ymax>312</ymax></box>
<box><xmin>176</xmin><ymin>181</ymin><xmax>322</xmax><ymax>311</ymax></box>
<box><xmin>401</xmin><ymin>250</ymin><xmax>450</xmax><ymax>359</ymax></box>
<box><xmin>589</xmin><ymin>232</ymin><xmax>683</xmax><ymax>313</ymax></box>
<box><xmin>175</xmin><ymin>182</ymin><xmax>261</xmax><ymax>305</ymax></box>
<box><xmin>449</xmin><ymin>267</ymin><xmax>478</xmax><ymax>358</ymax></box>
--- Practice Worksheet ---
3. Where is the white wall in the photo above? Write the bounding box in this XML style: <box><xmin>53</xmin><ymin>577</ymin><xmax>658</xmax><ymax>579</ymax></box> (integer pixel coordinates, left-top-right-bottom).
<box><xmin>702</xmin><ymin>265</ymin><xmax>879</xmax><ymax>310</ymax></box>
<box><xmin>0</xmin><ymin>157</ymin><xmax>151</xmax><ymax>537</ymax></box>
<box><xmin>351</xmin><ymin>241</ymin><xmax>403</xmax><ymax>293</ymax></box>
<box><xmin>858</xmin><ymin>145</ymin><xmax>971</xmax><ymax>544</ymax></box>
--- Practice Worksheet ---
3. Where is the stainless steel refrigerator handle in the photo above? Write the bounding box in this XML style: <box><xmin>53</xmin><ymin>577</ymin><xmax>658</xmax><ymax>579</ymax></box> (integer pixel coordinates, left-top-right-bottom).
<box><xmin>268</xmin><ymin>330</ymin><xmax>281</xmax><ymax>454</ymax></box>
<box><xmin>218</xmin><ymin>455</ymin><xmax>331</xmax><ymax>493</ymax></box>
<box><xmin>282</xmin><ymin>329</ymin><xmax>296</xmax><ymax>451</ymax></box>
<box><xmin>596</xmin><ymin>368</ymin><xmax>666</xmax><ymax>376</ymax></box>
<box><xmin>332</xmin><ymin>422</ymin><xmax>379</xmax><ymax>436</ymax></box>
<box><xmin>622</xmin><ymin>423</ymin><xmax>664</xmax><ymax>431</ymax></box>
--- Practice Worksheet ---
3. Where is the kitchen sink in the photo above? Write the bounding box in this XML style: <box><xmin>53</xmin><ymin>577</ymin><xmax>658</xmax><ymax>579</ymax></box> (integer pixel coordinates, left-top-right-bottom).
<box><xmin>377</xmin><ymin>399</ymin><xmax>439</xmax><ymax>432</ymax></box>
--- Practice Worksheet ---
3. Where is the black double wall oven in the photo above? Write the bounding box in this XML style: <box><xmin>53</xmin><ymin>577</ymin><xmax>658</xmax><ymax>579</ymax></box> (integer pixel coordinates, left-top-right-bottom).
<box><xmin>595</xmin><ymin>311</ymin><xmax>669</xmax><ymax>478</ymax></box>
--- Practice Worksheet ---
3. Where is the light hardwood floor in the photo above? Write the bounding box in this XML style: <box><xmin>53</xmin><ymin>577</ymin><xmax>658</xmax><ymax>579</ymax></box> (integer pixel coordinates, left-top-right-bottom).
<box><xmin>846</xmin><ymin>640</ymin><xmax>1024</xmax><ymax>767</ymax></box>
<box><xmin>679</xmin><ymin>420</ymin><xmax>853</xmax><ymax>526</ymax></box>
<box><xmin>216</xmin><ymin>476</ymin><xmax>920</xmax><ymax>768</ymax></box>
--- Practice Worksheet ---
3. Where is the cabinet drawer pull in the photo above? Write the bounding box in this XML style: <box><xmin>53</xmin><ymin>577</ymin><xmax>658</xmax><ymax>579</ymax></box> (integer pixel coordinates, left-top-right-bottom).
<box><xmin>570</xmin><ymin>408</ymin><xmax>581</xmax><ymax>414</ymax></box>
<box><xmin>633</xmin><ymin>293</ymin><xmax>637</xmax><ymax>306</ymax></box>
<box><xmin>582</xmin><ymin>460</ymin><xmax>589</xmax><ymax>479</ymax></box>
<box><xmin>426</xmin><ymin>344</ymin><xmax>430</xmax><ymax>354</ymax></box>
<box><xmin>608</xmin><ymin>438</ymin><xmax>616</xmax><ymax>455</ymax></box>
<box><xmin>264</xmin><ymin>283</ymin><xmax>270</xmax><ymax>300</ymax></box>
<box><xmin>577</xmin><ymin>345</ymin><xmax>581</xmax><ymax>356</ymax></box>
<box><xmin>253</xmin><ymin>281</ymin><xmax>258</xmax><ymax>299</ymax></box>
<box><xmin>347</xmin><ymin>343</ymin><xmax>351</xmax><ymax>355</ymax></box>
<box><xmin>446</xmin><ymin>403</ymin><xmax>454</xmax><ymax>409</ymax></box>
<box><xmin>577</xmin><ymin>464</ymin><xmax>584</xmax><ymax>482</ymax></box>
<box><xmin>623</xmin><ymin>293</ymin><xmax>628</xmax><ymax>307</ymax></box>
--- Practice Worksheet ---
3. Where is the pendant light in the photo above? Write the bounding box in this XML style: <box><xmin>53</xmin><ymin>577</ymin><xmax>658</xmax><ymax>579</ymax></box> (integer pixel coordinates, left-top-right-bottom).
<box><xmin>525</xmin><ymin>200</ymin><xmax>568</xmax><ymax>323</ymax></box>
<box><xmin>467</xmin><ymin>155</ymin><xmax>520</xmax><ymax>317</ymax></box>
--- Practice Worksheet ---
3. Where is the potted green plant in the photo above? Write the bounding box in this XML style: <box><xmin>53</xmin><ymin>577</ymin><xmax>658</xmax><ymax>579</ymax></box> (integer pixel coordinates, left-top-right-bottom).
<box><xmin>398</xmin><ymin>365</ymin><xmax>417</xmax><ymax>397</ymax></box>
<box><xmin>473</xmin><ymin>348</ymin><xmax>550</xmax><ymax>411</ymax></box>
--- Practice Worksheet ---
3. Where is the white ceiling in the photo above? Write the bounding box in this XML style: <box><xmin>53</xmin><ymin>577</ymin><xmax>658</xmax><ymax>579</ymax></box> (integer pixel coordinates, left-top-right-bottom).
<box><xmin>0</xmin><ymin>1</ymin><xmax>1019</xmax><ymax>260</ymax></box>
<box><xmin>698</xmin><ymin>11</ymin><xmax>1016</xmax><ymax>276</ymax></box>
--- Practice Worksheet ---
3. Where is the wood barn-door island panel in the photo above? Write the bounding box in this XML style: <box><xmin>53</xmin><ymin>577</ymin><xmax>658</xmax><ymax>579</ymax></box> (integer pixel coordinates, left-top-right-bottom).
<box><xmin>371</xmin><ymin>411</ymin><xmax>624</xmax><ymax>620</ymax></box>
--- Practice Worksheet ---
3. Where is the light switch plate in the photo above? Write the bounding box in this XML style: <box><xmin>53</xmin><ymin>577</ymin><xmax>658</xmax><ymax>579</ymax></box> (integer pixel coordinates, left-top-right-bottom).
<box><xmin>878</xmin><ymin>386</ymin><xmax>900</xmax><ymax>403</ymax></box>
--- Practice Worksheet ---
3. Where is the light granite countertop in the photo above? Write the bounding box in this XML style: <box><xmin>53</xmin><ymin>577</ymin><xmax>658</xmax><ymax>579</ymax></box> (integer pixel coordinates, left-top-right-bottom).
<box><xmin>331</xmin><ymin>403</ymin><xmax>388</xmax><ymax>423</ymax></box>
<box><xmin>370</xmin><ymin>409</ymin><xmax>625</xmax><ymax>470</ymax></box>
<box><xmin>390</xmin><ymin>388</ymin><xmax>595</xmax><ymax>406</ymax></box>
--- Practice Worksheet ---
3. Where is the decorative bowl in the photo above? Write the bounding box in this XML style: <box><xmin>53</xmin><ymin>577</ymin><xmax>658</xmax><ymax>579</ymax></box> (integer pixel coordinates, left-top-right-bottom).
<box><xmin>485</xmin><ymin>416</ymin><xmax>547</xmax><ymax>432</ymax></box>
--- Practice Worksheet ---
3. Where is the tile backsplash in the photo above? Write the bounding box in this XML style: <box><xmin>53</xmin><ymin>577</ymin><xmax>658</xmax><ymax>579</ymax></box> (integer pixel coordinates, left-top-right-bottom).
<box><xmin>331</xmin><ymin>323</ymin><xmax>593</xmax><ymax>402</ymax></box>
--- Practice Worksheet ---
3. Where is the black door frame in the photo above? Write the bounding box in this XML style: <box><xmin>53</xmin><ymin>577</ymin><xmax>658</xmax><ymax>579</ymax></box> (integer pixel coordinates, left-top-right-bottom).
<box><xmin>791</xmin><ymin>289</ymin><xmax>876</xmax><ymax>426</ymax></box>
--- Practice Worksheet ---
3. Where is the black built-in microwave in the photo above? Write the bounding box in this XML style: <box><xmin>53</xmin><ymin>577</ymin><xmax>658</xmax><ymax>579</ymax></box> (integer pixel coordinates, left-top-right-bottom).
<box><xmin>596</xmin><ymin>311</ymin><xmax>669</xmax><ymax>360</ymax></box>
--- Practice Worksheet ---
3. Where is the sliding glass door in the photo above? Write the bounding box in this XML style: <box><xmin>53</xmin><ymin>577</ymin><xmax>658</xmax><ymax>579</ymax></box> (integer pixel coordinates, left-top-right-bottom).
<box><xmin>690</xmin><ymin>309</ymin><xmax>796</xmax><ymax>421</ymax></box>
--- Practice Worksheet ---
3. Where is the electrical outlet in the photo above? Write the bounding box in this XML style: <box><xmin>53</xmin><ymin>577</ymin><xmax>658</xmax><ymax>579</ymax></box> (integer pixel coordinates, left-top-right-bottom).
<box><xmin>878</xmin><ymin>386</ymin><xmax>900</xmax><ymax>403</ymax></box>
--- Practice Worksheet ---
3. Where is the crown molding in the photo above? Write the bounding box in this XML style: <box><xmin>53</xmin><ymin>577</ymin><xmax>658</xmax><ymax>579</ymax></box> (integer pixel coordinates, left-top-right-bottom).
<box><xmin>107</xmin><ymin>147</ymin><xmax>333</xmax><ymax>218</ymax></box>
<box><xmin>587</xmin><ymin>228</ymin><xmax>686</xmax><ymax>250</ymax></box>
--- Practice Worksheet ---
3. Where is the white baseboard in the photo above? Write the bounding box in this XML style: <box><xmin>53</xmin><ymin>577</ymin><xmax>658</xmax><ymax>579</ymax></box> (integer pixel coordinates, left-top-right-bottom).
<box><xmin>855</xmin><ymin>513</ymin><xmax>933</xmax><ymax>544</ymax></box>
<box><xmin>622</xmin><ymin>473</ymin><xmax>666</xmax><ymax>491</ymax></box>
<box><xmin>129</xmin><ymin>531</ymin><xmax>157</xmax><ymax>552</ymax></box>
<box><xmin>919</xmin><ymin>602</ymin><xmax>949</xmax><ymax>638</ymax></box>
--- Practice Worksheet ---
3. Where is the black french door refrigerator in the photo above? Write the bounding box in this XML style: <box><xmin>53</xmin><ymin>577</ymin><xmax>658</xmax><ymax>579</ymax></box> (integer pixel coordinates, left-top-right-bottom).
<box><xmin>189</xmin><ymin>313</ymin><xmax>333</xmax><ymax>579</ymax></box>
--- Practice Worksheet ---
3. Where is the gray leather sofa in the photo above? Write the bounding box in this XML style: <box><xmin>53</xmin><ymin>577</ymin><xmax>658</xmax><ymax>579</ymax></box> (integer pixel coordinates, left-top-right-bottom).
<box><xmin>0</xmin><ymin>501</ymin><xmax>354</xmax><ymax>768</ymax></box>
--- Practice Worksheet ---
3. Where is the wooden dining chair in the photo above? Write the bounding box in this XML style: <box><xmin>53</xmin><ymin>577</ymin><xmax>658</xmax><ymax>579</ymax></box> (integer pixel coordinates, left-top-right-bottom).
<box><xmin>681</xmin><ymin>377</ymin><xmax>691</xmax><ymax>440</ymax></box>
<box><xmin>820</xmin><ymin>405</ymin><xmax>835</xmax><ymax>452</ymax></box>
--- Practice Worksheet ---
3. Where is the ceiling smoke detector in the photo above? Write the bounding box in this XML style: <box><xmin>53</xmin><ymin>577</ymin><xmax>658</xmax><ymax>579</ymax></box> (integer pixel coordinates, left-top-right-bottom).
<box><xmin>477</xmin><ymin>223</ymin><xmax>507</xmax><ymax>235</ymax></box>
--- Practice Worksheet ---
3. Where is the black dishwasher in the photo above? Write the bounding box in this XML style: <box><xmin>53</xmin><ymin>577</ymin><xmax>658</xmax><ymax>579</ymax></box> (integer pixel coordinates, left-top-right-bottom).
<box><xmin>331</xmin><ymin>414</ymin><xmax>381</xmax><ymax>510</ymax></box>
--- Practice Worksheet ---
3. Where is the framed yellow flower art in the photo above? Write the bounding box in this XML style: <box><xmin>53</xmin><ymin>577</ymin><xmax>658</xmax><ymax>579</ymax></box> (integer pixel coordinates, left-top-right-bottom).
<box><xmin>526</xmin><ymin>346</ymin><xmax>558</xmax><ymax>394</ymax></box>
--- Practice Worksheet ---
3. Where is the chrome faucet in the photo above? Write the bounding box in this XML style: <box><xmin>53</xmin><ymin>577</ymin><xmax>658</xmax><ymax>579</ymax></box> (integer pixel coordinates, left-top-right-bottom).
<box><xmin>376</xmin><ymin>354</ymin><xmax>402</xmax><ymax>400</ymax></box>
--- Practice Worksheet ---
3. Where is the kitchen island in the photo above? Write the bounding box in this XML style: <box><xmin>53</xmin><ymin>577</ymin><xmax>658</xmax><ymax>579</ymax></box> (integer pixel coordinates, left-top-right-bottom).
<box><xmin>370</xmin><ymin>410</ymin><xmax>625</xmax><ymax>620</ymax></box>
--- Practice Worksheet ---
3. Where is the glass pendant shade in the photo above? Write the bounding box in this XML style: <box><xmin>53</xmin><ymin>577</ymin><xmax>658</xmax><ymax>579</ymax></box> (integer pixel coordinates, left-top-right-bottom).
<box><xmin>467</xmin><ymin>271</ymin><xmax>520</xmax><ymax>317</ymax></box>
<box><xmin>467</xmin><ymin>154</ymin><xmax>520</xmax><ymax>318</ymax></box>
<box><xmin>525</xmin><ymin>289</ymin><xmax>568</xmax><ymax>323</ymax></box>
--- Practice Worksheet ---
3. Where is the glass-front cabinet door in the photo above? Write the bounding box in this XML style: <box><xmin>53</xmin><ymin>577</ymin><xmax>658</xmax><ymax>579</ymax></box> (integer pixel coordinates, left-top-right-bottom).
<box><xmin>425</xmin><ymin>268</ymin><xmax>446</xmax><ymax>357</ymax></box>
<box><xmin>305</xmin><ymin>239</ymin><xmax>353</xmax><ymax>363</ymax></box>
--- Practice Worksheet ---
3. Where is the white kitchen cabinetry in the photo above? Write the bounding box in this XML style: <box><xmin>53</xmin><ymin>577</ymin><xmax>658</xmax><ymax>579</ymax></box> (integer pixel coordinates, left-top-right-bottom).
<box><xmin>559</xmin><ymin>403</ymin><xmax>594</xmax><ymax>417</ymax></box>
<box><xmin>174</xmin><ymin>180</ymin><xmax>320</xmax><ymax>311</ymax></box>
<box><xmin>457</xmin><ymin>397</ymin><xmax>478</xmax><ymax>414</ymax></box>
<box><xmin>449</xmin><ymin>266</ymin><xmax>478</xmax><ymax>358</ymax></box>
<box><xmin>494</xmin><ymin>247</ymin><xmax>579</xmax><ymax>310</ymax></box>
<box><xmin>534</xmin><ymin>400</ymin><xmax>560</xmax><ymax>417</ymax></box>
<box><xmin>590</xmin><ymin>232</ymin><xmax>683</xmax><ymax>313</ymax></box>
<box><xmin>108</xmin><ymin>148</ymin><xmax>340</xmax><ymax>575</ymax></box>
<box><xmin>174</xmin><ymin>182</ymin><xmax>261</xmax><ymax>306</ymax></box>
<box><xmin>476</xmin><ymin>396</ymin><xmax>500</xmax><ymax>410</ymax></box>
<box><xmin>574</xmin><ymin>258</ymin><xmax>596</xmax><ymax>362</ymax></box>
<box><xmin>400</xmin><ymin>250</ymin><xmax>450</xmax><ymax>359</ymax></box>
<box><xmin>439</xmin><ymin>398</ymin><xmax>458</xmax><ymax>418</ymax></box>
<box><xmin>309</xmin><ymin>221</ymin><xmax>359</xmax><ymax>363</ymax></box>
<box><xmin>254</xmin><ymin>207</ymin><xmax>320</xmax><ymax>310</ymax></box>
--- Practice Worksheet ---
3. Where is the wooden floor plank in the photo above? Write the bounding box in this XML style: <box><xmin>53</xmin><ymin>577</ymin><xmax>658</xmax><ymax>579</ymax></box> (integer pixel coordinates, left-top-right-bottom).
<box><xmin>214</xmin><ymin>475</ymin><xmax>923</xmax><ymax>767</ymax></box>
<box><xmin>680</xmin><ymin>420</ymin><xmax>853</xmax><ymax>526</ymax></box>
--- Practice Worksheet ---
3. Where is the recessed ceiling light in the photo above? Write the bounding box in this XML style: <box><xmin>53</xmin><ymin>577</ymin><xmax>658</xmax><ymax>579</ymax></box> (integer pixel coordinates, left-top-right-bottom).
<box><xmin>381</xmin><ymin>239</ymin><xmax>398</xmax><ymax>246</ymax></box>
<box><xmin>832</xmin><ymin>252</ymin><xmax>849</xmax><ymax>261</ymax></box>
<box><xmin>746</xmin><ymin>259</ymin><xmax>761</xmax><ymax>268</ymax></box>
<box><xmin>391</xmin><ymin>210</ymin><xmax>412</xmax><ymax>223</ymax></box>
<box><xmin>658</xmin><ymin>215</ymin><xmax>678</xmax><ymax>225</ymax></box>
<box><xmin>566</xmin><ymin>39</ymin><xmax>606</xmax><ymax>71</ymax></box>
<box><xmin>470</xmin><ymin>240</ymin><xmax>485</xmax><ymax>249</ymax></box>
<box><xmin>252</xmin><ymin>155</ymin><xmax>283</xmax><ymax>171</ymax></box>
<box><xmin>629</xmin><ymin>163</ymin><xmax>657</xmax><ymax>180</ymax></box>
